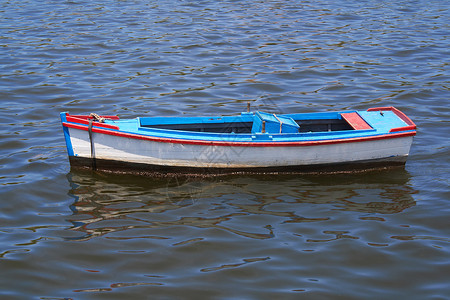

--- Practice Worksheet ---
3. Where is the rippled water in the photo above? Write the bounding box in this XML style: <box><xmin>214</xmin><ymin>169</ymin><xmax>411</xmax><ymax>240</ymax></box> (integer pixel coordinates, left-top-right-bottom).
<box><xmin>1</xmin><ymin>0</ymin><xmax>449</xmax><ymax>299</ymax></box>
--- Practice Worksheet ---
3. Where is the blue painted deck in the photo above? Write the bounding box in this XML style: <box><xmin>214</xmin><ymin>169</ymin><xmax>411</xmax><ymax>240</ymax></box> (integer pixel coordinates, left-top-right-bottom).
<box><xmin>99</xmin><ymin>109</ymin><xmax>411</xmax><ymax>143</ymax></box>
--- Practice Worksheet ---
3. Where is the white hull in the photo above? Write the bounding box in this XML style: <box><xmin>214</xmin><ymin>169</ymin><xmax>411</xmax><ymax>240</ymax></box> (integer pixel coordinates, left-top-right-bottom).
<box><xmin>68</xmin><ymin>127</ymin><xmax>412</xmax><ymax>169</ymax></box>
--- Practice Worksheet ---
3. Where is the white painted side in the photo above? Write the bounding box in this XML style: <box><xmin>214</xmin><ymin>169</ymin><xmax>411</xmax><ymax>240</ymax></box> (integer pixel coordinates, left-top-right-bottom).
<box><xmin>69</xmin><ymin>128</ymin><xmax>413</xmax><ymax>168</ymax></box>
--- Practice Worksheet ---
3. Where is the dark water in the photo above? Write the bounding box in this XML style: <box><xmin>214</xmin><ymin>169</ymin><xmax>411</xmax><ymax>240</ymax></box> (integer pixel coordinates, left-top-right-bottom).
<box><xmin>1</xmin><ymin>0</ymin><xmax>449</xmax><ymax>299</ymax></box>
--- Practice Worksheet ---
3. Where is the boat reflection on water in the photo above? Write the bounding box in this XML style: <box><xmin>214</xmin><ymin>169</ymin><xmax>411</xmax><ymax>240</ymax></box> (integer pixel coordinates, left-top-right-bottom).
<box><xmin>65</xmin><ymin>167</ymin><xmax>417</xmax><ymax>242</ymax></box>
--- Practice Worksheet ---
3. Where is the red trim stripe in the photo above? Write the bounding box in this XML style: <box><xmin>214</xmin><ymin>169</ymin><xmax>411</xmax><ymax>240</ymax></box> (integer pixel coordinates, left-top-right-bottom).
<box><xmin>62</xmin><ymin>122</ymin><xmax>416</xmax><ymax>147</ymax></box>
<box><xmin>389</xmin><ymin>125</ymin><xmax>417</xmax><ymax>133</ymax></box>
<box><xmin>66</xmin><ymin>116</ymin><xmax>120</xmax><ymax>130</ymax></box>
<box><xmin>69</xmin><ymin>114</ymin><xmax>120</xmax><ymax>120</ymax></box>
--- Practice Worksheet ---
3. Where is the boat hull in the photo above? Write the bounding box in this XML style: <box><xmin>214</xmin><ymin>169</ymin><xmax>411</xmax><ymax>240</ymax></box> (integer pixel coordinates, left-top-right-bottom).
<box><xmin>66</xmin><ymin>125</ymin><xmax>413</xmax><ymax>175</ymax></box>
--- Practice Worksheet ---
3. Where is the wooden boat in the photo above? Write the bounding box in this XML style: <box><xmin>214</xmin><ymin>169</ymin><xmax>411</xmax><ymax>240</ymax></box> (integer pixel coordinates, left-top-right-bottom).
<box><xmin>60</xmin><ymin>106</ymin><xmax>417</xmax><ymax>175</ymax></box>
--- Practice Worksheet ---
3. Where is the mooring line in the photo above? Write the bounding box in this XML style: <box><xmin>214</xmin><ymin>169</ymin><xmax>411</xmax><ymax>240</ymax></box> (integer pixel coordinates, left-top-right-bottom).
<box><xmin>88</xmin><ymin>119</ymin><xmax>97</xmax><ymax>171</ymax></box>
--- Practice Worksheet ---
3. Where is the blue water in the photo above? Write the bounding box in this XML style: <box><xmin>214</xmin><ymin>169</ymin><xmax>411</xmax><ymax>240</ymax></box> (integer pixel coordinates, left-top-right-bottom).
<box><xmin>0</xmin><ymin>1</ymin><xmax>449</xmax><ymax>299</ymax></box>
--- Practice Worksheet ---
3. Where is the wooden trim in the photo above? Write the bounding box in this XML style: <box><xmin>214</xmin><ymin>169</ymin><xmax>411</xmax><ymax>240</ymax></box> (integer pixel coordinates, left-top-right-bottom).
<box><xmin>341</xmin><ymin>112</ymin><xmax>372</xmax><ymax>130</ymax></box>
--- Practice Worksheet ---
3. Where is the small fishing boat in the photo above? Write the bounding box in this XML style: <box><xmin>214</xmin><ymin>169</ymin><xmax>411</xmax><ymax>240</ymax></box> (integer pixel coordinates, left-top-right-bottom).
<box><xmin>60</xmin><ymin>106</ymin><xmax>417</xmax><ymax>175</ymax></box>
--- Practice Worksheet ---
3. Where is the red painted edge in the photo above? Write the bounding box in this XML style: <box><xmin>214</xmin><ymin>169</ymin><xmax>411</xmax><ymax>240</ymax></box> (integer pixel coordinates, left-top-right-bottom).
<box><xmin>341</xmin><ymin>112</ymin><xmax>372</xmax><ymax>130</ymax></box>
<box><xmin>367</xmin><ymin>106</ymin><xmax>417</xmax><ymax>132</ymax></box>
<box><xmin>389</xmin><ymin>125</ymin><xmax>417</xmax><ymax>133</ymax></box>
<box><xmin>70</xmin><ymin>114</ymin><xmax>120</xmax><ymax>120</ymax></box>
<box><xmin>66</xmin><ymin>115</ymin><xmax>120</xmax><ymax>130</ymax></box>
<box><xmin>62</xmin><ymin>122</ymin><xmax>416</xmax><ymax>147</ymax></box>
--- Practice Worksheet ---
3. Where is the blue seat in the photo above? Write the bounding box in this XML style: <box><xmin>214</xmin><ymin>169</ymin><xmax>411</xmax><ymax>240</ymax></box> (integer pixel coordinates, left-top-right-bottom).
<box><xmin>251</xmin><ymin>112</ymin><xmax>299</xmax><ymax>134</ymax></box>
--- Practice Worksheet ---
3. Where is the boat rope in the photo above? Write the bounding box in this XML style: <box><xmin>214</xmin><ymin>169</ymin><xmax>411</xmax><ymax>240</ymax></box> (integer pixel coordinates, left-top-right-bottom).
<box><xmin>88</xmin><ymin>119</ymin><xmax>97</xmax><ymax>171</ymax></box>
<box><xmin>89</xmin><ymin>113</ymin><xmax>105</xmax><ymax>123</ymax></box>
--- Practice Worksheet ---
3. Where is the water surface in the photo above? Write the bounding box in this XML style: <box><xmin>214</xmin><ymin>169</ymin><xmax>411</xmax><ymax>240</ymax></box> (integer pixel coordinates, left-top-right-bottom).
<box><xmin>0</xmin><ymin>0</ymin><xmax>449</xmax><ymax>299</ymax></box>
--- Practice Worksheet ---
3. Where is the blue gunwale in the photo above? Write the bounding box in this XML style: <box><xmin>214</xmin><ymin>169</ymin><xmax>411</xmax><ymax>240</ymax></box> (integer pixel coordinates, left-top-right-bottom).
<box><xmin>108</xmin><ymin>110</ymin><xmax>410</xmax><ymax>143</ymax></box>
<box><xmin>135</xmin><ymin>124</ymin><xmax>377</xmax><ymax>142</ymax></box>
<box><xmin>61</xmin><ymin>108</ymin><xmax>416</xmax><ymax>145</ymax></box>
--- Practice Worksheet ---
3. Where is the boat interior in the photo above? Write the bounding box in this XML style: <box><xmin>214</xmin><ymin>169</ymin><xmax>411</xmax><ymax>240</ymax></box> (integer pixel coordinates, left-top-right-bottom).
<box><xmin>139</xmin><ymin>111</ymin><xmax>359</xmax><ymax>134</ymax></box>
